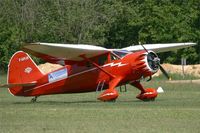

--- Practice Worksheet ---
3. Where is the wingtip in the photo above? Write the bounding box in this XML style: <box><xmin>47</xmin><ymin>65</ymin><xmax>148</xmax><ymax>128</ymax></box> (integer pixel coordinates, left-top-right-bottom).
<box><xmin>184</xmin><ymin>42</ymin><xmax>197</xmax><ymax>46</ymax></box>
<box><xmin>23</xmin><ymin>42</ymin><xmax>42</xmax><ymax>46</ymax></box>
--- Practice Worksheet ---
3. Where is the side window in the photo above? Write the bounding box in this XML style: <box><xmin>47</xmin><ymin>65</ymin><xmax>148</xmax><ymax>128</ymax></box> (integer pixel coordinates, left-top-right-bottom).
<box><xmin>111</xmin><ymin>54</ymin><xmax>118</xmax><ymax>61</ymax></box>
<box><xmin>98</xmin><ymin>55</ymin><xmax>108</xmax><ymax>65</ymax></box>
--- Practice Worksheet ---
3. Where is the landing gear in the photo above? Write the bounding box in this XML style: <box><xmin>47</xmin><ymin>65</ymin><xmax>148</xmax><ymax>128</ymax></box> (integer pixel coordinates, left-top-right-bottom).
<box><xmin>119</xmin><ymin>85</ymin><xmax>127</xmax><ymax>92</ymax></box>
<box><xmin>98</xmin><ymin>89</ymin><xmax>118</xmax><ymax>102</ymax></box>
<box><xmin>130</xmin><ymin>81</ymin><xmax>158</xmax><ymax>101</ymax></box>
<box><xmin>130</xmin><ymin>81</ymin><xmax>146</xmax><ymax>93</ymax></box>
<box><xmin>98</xmin><ymin>77</ymin><xmax>122</xmax><ymax>102</ymax></box>
<box><xmin>136</xmin><ymin>88</ymin><xmax>158</xmax><ymax>101</ymax></box>
<box><xmin>106</xmin><ymin>99</ymin><xmax>116</xmax><ymax>103</ymax></box>
<box><xmin>31</xmin><ymin>96</ymin><xmax>38</xmax><ymax>103</ymax></box>
<box><xmin>140</xmin><ymin>98</ymin><xmax>155</xmax><ymax>102</ymax></box>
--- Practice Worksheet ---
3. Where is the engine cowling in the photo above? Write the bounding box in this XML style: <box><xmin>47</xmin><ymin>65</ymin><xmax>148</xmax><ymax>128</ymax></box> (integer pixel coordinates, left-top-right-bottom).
<box><xmin>132</xmin><ymin>50</ymin><xmax>160</xmax><ymax>78</ymax></box>
<box><xmin>145</xmin><ymin>51</ymin><xmax>160</xmax><ymax>73</ymax></box>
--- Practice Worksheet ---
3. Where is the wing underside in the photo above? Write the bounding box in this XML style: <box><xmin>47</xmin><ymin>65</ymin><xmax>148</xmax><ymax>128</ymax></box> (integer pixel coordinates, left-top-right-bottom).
<box><xmin>22</xmin><ymin>43</ymin><xmax>109</xmax><ymax>63</ymax></box>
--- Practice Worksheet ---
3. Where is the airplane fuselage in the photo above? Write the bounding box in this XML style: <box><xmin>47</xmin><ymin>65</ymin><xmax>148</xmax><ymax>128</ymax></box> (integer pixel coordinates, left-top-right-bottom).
<box><xmin>9</xmin><ymin>50</ymin><xmax>156</xmax><ymax>97</ymax></box>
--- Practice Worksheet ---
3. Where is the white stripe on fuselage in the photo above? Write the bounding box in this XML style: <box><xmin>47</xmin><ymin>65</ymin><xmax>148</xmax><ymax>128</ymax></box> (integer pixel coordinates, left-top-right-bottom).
<box><xmin>68</xmin><ymin>62</ymin><xmax>127</xmax><ymax>79</ymax></box>
<box><xmin>103</xmin><ymin>62</ymin><xmax>127</xmax><ymax>67</ymax></box>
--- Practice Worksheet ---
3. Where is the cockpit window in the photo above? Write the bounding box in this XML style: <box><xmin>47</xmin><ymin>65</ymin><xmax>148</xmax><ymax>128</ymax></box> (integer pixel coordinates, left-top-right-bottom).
<box><xmin>98</xmin><ymin>55</ymin><xmax>108</xmax><ymax>65</ymax></box>
<box><xmin>112</xmin><ymin>50</ymin><xmax>130</xmax><ymax>58</ymax></box>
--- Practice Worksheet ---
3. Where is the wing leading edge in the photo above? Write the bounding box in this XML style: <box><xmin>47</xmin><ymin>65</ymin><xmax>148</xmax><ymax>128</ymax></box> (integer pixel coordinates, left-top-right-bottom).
<box><xmin>122</xmin><ymin>42</ymin><xmax>196</xmax><ymax>53</ymax></box>
<box><xmin>22</xmin><ymin>42</ymin><xmax>110</xmax><ymax>63</ymax></box>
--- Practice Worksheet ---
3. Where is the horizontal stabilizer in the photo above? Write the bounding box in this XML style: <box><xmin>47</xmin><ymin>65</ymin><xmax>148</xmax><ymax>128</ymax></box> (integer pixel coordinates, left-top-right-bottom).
<box><xmin>0</xmin><ymin>81</ymin><xmax>37</xmax><ymax>88</ymax></box>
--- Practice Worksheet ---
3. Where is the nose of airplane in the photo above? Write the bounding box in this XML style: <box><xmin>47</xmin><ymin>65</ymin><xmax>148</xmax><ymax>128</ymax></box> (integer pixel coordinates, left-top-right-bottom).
<box><xmin>146</xmin><ymin>51</ymin><xmax>160</xmax><ymax>72</ymax></box>
<box><xmin>143</xmin><ymin>51</ymin><xmax>170</xmax><ymax>80</ymax></box>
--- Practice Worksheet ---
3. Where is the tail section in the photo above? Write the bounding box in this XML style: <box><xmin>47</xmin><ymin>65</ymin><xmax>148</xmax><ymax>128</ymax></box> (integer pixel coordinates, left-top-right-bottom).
<box><xmin>7</xmin><ymin>51</ymin><xmax>43</xmax><ymax>96</ymax></box>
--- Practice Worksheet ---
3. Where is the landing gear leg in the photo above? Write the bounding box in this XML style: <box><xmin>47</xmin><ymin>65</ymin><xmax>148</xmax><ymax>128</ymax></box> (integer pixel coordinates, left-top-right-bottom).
<box><xmin>31</xmin><ymin>96</ymin><xmax>38</xmax><ymax>103</ymax></box>
<box><xmin>130</xmin><ymin>81</ymin><xmax>146</xmax><ymax>94</ymax></box>
<box><xmin>98</xmin><ymin>77</ymin><xmax>122</xmax><ymax>102</ymax></box>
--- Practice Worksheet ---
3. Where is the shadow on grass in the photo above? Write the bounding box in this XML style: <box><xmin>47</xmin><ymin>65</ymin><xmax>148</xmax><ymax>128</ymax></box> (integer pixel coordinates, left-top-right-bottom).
<box><xmin>13</xmin><ymin>100</ymin><xmax>99</xmax><ymax>105</ymax></box>
<box><xmin>12</xmin><ymin>98</ymin><xmax>164</xmax><ymax>105</ymax></box>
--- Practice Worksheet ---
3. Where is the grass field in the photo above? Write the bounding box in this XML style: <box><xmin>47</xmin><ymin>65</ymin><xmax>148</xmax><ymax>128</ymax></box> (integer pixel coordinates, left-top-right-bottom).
<box><xmin>0</xmin><ymin>74</ymin><xmax>200</xmax><ymax>133</ymax></box>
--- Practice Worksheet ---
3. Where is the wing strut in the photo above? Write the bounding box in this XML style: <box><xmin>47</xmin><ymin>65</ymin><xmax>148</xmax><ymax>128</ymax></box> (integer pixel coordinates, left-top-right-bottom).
<box><xmin>79</xmin><ymin>55</ymin><xmax>116</xmax><ymax>79</ymax></box>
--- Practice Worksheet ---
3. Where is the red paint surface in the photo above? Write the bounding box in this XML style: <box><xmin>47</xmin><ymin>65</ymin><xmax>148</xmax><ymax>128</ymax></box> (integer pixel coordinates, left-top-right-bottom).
<box><xmin>7</xmin><ymin>50</ymin><xmax>158</xmax><ymax>101</ymax></box>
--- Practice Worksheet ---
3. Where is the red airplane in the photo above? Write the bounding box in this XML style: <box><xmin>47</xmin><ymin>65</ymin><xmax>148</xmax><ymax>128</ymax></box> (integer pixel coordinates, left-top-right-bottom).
<box><xmin>1</xmin><ymin>42</ymin><xmax>196</xmax><ymax>102</ymax></box>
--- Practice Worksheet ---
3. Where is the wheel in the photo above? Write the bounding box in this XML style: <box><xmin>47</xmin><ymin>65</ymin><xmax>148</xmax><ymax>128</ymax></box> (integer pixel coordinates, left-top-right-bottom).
<box><xmin>31</xmin><ymin>98</ymin><xmax>35</xmax><ymax>103</ymax></box>
<box><xmin>109</xmin><ymin>99</ymin><xmax>116</xmax><ymax>102</ymax></box>
<box><xmin>142</xmin><ymin>98</ymin><xmax>155</xmax><ymax>102</ymax></box>
<box><xmin>104</xmin><ymin>99</ymin><xmax>116</xmax><ymax>102</ymax></box>
<box><xmin>31</xmin><ymin>97</ymin><xmax>38</xmax><ymax>103</ymax></box>
<box><xmin>151</xmin><ymin>98</ymin><xmax>155</xmax><ymax>101</ymax></box>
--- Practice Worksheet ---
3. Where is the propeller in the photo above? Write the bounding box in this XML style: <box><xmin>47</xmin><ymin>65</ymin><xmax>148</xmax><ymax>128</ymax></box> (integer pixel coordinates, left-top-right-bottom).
<box><xmin>139</xmin><ymin>42</ymin><xmax>171</xmax><ymax>80</ymax></box>
<box><xmin>159</xmin><ymin>65</ymin><xmax>171</xmax><ymax>80</ymax></box>
<box><xmin>139</xmin><ymin>42</ymin><xmax>148</xmax><ymax>53</ymax></box>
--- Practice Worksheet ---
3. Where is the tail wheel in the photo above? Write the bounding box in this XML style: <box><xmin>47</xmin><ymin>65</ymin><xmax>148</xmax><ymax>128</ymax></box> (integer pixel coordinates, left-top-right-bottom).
<box><xmin>31</xmin><ymin>96</ymin><xmax>38</xmax><ymax>103</ymax></box>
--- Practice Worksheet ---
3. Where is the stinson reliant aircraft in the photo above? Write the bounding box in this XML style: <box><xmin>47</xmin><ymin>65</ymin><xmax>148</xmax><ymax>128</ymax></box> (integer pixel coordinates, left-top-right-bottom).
<box><xmin>0</xmin><ymin>42</ymin><xmax>196</xmax><ymax>102</ymax></box>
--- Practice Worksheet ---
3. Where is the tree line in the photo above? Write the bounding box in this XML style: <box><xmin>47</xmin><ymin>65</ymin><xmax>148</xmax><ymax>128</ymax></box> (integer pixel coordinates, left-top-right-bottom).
<box><xmin>0</xmin><ymin>0</ymin><xmax>200</xmax><ymax>72</ymax></box>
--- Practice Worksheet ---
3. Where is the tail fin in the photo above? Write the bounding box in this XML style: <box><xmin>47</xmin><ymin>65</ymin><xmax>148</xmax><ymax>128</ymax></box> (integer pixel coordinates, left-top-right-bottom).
<box><xmin>7</xmin><ymin>51</ymin><xmax>43</xmax><ymax>96</ymax></box>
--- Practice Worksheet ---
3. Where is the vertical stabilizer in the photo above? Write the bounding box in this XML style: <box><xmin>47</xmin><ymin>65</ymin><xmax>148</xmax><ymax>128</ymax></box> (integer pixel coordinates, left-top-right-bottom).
<box><xmin>7</xmin><ymin>51</ymin><xmax>43</xmax><ymax>96</ymax></box>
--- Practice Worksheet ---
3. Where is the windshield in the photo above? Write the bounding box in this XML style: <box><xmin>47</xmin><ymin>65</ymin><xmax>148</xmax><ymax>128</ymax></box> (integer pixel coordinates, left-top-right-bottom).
<box><xmin>112</xmin><ymin>50</ymin><xmax>131</xmax><ymax>58</ymax></box>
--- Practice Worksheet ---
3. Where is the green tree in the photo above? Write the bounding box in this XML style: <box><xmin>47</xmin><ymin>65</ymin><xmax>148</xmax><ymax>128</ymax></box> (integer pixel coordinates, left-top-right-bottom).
<box><xmin>0</xmin><ymin>0</ymin><xmax>200</xmax><ymax>72</ymax></box>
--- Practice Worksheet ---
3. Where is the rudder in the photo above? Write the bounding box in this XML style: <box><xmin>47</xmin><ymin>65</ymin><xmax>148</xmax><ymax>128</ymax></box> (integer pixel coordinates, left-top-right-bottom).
<box><xmin>7</xmin><ymin>51</ymin><xmax>43</xmax><ymax>96</ymax></box>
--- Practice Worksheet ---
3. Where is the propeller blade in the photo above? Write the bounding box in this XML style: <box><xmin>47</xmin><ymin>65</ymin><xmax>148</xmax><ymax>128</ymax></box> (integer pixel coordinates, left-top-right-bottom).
<box><xmin>139</xmin><ymin>42</ymin><xmax>149</xmax><ymax>53</ymax></box>
<box><xmin>159</xmin><ymin>65</ymin><xmax>171</xmax><ymax>80</ymax></box>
